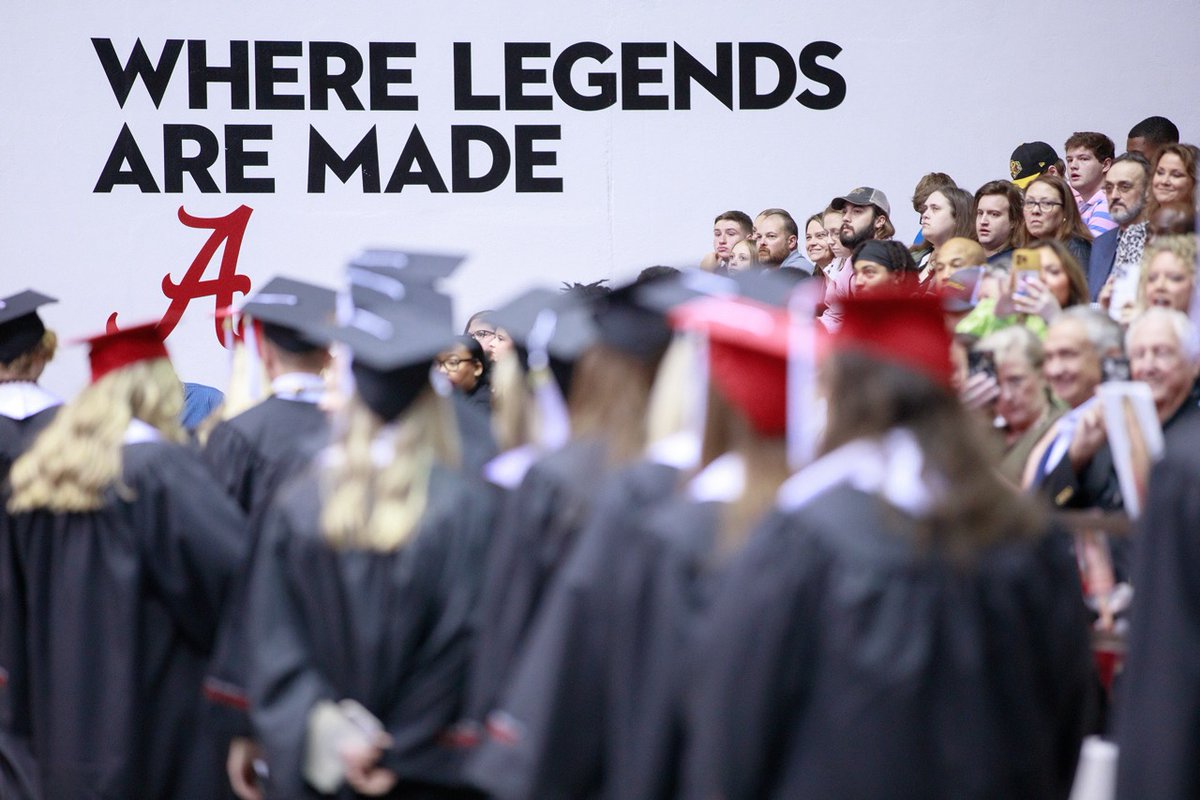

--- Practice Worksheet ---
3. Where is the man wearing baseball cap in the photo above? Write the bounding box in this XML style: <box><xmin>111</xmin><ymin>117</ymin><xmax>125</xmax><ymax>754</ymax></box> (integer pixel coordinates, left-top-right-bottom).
<box><xmin>819</xmin><ymin>187</ymin><xmax>896</xmax><ymax>331</ymax></box>
<box><xmin>1010</xmin><ymin>141</ymin><xmax>1063</xmax><ymax>189</ymax></box>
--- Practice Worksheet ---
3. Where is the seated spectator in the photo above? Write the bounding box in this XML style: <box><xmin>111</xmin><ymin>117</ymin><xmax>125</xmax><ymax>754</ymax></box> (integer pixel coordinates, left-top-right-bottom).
<box><xmin>823</xmin><ymin>207</ymin><xmax>847</xmax><ymax>260</ymax></box>
<box><xmin>700</xmin><ymin>210</ymin><xmax>753</xmax><ymax>271</ymax></box>
<box><xmin>850</xmin><ymin>240</ymin><xmax>919</xmax><ymax>294</ymax></box>
<box><xmin>974</xmin><ymin>180</ymin><xmax>1024</xmax><ymax>262</ymax></box>
<box><xmin>1021</xmin><ymin>174</ymin><xmax>1094</xmax><ymax>267</ymax></box>
<box><xmin>1010</xmin><ymin>239</ymin><xmax>1091</xmax><ymax>324</ymax></box>
<box><xmin>929</xmin><ymin>236</ymin><xmax>986</xmax><ymax>289</ymax></box>
<box><xmin>1126</xmin><ymin>115</ymin><xmax>1180</xmax><ymax>165</ymax></box>
<box><xmin>909</xmin><ymin>172</ymin><xmax>956</xmax><ymax>246</ymax></box>
<box><xmin>1010</xmin><ymin>141</ymin><xmax>1063</xmax><ymax>189</ymax></box>
<box><xmin>1137</xmin><ymin>234</ymin><xmax>1197</xmax><ymax>315</ymax></box>
<box><xmin>914</xmin><ymin>187</ymin><xmax>976</xmax><ymax>284</ymax></box>
<box><xmin>726</xmin><ymin>238</ymin><xmax>758</xmax><ymax>274</ymax></box>
<box><xmin>1021</xmin><ymin>307</ymin><xmax>1124</xmax><ymax>498</ymax></box>
<box><xmin>975</xmin><ymin>326</ymin><xmax>1065</xmax><ymax>483</ymax></box>
<box><xmin>1065</xmin><ymin>131</ymin><xmax>1117</xmax><ymax>238</ymax></box>
<box><xmin>754</xmin><ymin>208</ymin><xmax>814</xmax><ymax>273</ymax></box>
<box><xmin>1148</xmin><ymin>202</ymin><xmax>1197</xmax><ymax>237</ymax></box>
<box><xmin>465</xmin><ymin>309</ymin><xmax>505</xmax><ymax>362</ymax></box>
<box><xmin>803</xmin><ymin>213</ymin><xmax>834</xmax><ymax>272</ymax></box>
<box><xmin>1127</xmin><ymin>308</ymin><xmax>1200</xmax><ymax>426</ymax></box>
<box><xmin>1089</xmin><ymin>152</ymin><xmax>1151</xmax><ymax>307</ymax></box>
<box><xmin>1149</xmin><ymin>144</ymin><xmax>1197</xmax><ymax>220</ymax></box>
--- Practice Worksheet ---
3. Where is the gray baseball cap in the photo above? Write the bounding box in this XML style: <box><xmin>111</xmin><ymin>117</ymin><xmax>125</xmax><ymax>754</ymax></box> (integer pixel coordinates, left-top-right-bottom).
<box><xmin>831</xmin><ymin>187</ymin><xmax>891</xmax><ymax>216</ymax></box>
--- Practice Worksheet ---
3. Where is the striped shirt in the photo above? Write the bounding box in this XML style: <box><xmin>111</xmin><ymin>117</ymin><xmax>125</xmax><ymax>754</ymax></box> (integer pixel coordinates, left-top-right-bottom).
<box><xmin>1074</xmin><ymin>187</ymin><xmax>1118</xmax><ymax>237</ymax></box>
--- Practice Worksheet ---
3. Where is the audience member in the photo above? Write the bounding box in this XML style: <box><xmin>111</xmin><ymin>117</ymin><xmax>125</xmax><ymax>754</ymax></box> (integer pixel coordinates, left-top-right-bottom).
<box><xmin>1011</xmin><ymin>239</ymin><xmax>1091</xmax><ymax>324</ymax></box>
<box><xmin>727</xmin><ymin>237</ymin><xmax>758</xmax><ymax>274</ymax></box>
<box><xmin>1022</xmin><ymin>174</ymin><xmax>1094</xmax><ymax>267</ymax></box>
<box><xmin>1010</xmin><ymin>141</ymin><xmax>1062</xmax><ymax>189</ymax></box>
<box><xmin>1126</xmin><ymin>115</ymin><xmax>1180</xmax><ymax>165</ymax></box>
<box><xmin>1127</xmin><ymin>308</ymin><xmax>1200</xmax><ymax>426</ymax></box>
<box><xmin>974</xmin><ymin>180</ymin><xmax>1024</xmax><ymax>262</ymax></box>
<box><xmin>753</xmin><ymin>208</ymin><xmax>814</xmax><ymax>273</ymax></box>
<box><xmin>700</xmin><ymin>210</ymin><xmax>753</xmax><ymax>271</ymax></box>
<box><xmin>909</xmin><ymin>172</ymin><xmax>957</xmax><ymax>245</ymax></box>
<box><xmin>1089</xmin><ymin>152</ymin><xmax>1151</xmax><ymax>306</ymax></box>
<box><xmin>1065</xmin><ymin>131</ymin><xmax>1117</xmax><ymax>238</ymax></box>
<box><xmin>975</xmin><ymin>325</ymin><xmax>1064</xmax><ymax>483</ymax></box>
<box><xmin>1137</xmin><ymin>234</ymin><xmax>1197</xmax><ymax>315</ymax></box>
<box><xmin>850</xmin><ymin>240</ymin><xmax>919</xmax><ymax>294</ymax></box>
<box><xmin>1149</xmin><ymin>144</ymin><xmax>1197</xmax><ymax>218</ymax></box>
<box><xmin>929</xmin><ymin>236</ymin><xmax>986</xmax><ymax>289</ymax></box>
<box><xmin>914</xmin><ymin>186</ymin><xmax>975</xmax><ymax>283</ymax></box>
<box><xmin>803</xmin><ymin>213</ymin><xmax>835</xmax><ymax>271</ymax></box>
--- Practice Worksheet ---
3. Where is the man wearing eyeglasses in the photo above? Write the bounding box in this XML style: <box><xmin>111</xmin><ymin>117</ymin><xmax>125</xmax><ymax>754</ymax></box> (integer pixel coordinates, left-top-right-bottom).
<box><xmin>1088</xmin><ymin>152</ymin><xmax>1152</xmax><ymax>307</ymax></box>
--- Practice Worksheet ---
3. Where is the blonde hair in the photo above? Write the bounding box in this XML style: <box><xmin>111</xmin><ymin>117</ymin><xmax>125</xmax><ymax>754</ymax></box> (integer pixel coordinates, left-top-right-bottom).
<box><xmin>1137</xmin><ymin>234</ymin><xmax>1197</xmax><ymax>311</ymax></box>
<box><xmin>8</xmin><ymin>358</ymin><xmax>184</xmax><ymax>513</ymax></box>
<box><xmin>490</xmin><ymin>351</ymin><xmax>532</xmax><ymax>452</ymax></box>
<box><xmin>0</xmin><ymin>329</ymin><xmax>57</xmax><ymax>380</ymax></box>
<box><xmin>645</xmin><ymin>333</ymin><xmax>702</xmax><ymax>447</ymax></box>
<box><xmin>320</xmin><ymin>389</ymin><xmax>460</xmax><ymax>552</ymax></box>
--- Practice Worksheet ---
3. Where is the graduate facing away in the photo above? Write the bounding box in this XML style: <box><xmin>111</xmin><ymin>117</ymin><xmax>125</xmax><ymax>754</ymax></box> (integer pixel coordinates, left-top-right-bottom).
<box><xmin>1</xmin><ymin>322</ymin><xmax>249</xmax><ymax>799</ymax></box>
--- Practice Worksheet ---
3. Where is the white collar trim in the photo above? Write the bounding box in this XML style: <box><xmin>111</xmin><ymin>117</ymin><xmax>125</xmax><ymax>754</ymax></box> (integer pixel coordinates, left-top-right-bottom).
<box><xmin>0</xmin><ymin>382</ymin><xmax>60</xmax><ymax>421</ymax></box>
<box><xmin>687</xmin><ymin>452</ymin><xmax>745</xmax><ymax>503</ymax></box>
<box><xmin>123</xmin><ymin>419</ymin><xmax>163</xmax><ymax>444</ymax></box>
<box><xmin>777</xmin><ymin>428</ymin><xmax>939</xmax><ymax>516</ymax></box>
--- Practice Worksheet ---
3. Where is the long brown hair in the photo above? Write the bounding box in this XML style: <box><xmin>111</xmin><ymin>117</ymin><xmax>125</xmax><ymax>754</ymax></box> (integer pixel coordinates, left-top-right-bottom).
<box><xmin>567</xmin><ymin>344</ymin><xmax>660</xmax><ymax>466</ymax></box>
<box><xmin>701</xmin><ymin>389</ymin><xmax>791</xmax><ymax>559</ymax></box>
<box><xmin>1148</xmin><ymin>143</ymin><xmax>1198</xmax><ymax>219</ymax></box>
<box><xmin>1029</xmin><ymin>238</ymin><xmax>1090</xmax><ymax>308</ymax></box>
<box><xmin>820</xmin><ymin>351</ymin><xmax>1043</xmax><ymax>560</ymax></box>
<box><xmin>1021</xmin><ymin>174</ymin><xmax>1093</xmax><ymax>246</ymax></box>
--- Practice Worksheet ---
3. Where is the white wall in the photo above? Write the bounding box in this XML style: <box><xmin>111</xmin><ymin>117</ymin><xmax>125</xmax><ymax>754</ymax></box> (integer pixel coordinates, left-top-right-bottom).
<box><xmin>3</xmin><ymin>0</ymin><xmax>1198</xmax><ymax>395</ymax></box>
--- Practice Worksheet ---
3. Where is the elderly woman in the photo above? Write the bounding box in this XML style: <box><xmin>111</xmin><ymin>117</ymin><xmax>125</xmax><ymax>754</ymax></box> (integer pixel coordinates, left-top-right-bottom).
<box><xmin>975</xmin><ymin>325</ymin><xmax>1064</xmax><ymax>484</ymax></box>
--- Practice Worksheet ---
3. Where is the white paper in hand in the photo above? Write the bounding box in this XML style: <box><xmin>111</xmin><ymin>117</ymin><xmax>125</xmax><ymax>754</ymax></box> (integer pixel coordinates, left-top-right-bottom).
<box><xmin>303</xmin><ymin>699</ymin><xmax>385</xmax><ymax>793</ymax></box>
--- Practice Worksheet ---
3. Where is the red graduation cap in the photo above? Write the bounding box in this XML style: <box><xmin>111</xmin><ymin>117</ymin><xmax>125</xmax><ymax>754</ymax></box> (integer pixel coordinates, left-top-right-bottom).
<box><xmin>831</xmin><ymin>288</ymin><xmax>953</xmax><ymax>389</ymax></box>
<box><xmin>81</xmin><ymin>322</ymin><xmax>170</xmax><ymax>383</ymax></box>
<box><xmin>671</xmin><ymin>295</ymin><xmax>790</xmax><ymax>436</ymax></box>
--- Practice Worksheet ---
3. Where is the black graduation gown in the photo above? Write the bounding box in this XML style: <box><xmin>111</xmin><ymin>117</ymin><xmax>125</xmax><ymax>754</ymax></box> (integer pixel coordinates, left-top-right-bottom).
<box><xmin>461</xmin><ymin>438</ymin><xmax>608</xmax><ymax>729</ymax></box>
<box><xmin>451</xmin><ymin>392</ymin><xmax>498</xmax><ymax>482</ymax></box>
<box><xmin>1114</xmin><ymin>414</ymin><xmax>1200</xmax><ymax>798</ymax></box>
<box><xmin>682</xmin><ymin>484</ymin><xmax>1094</xmax><ymax>800</ymax></box>
<box><xmin>0</xmin><ymin>408</ymin><xmax>59</xmax><ymax>481</ymax></box>
<box><xmin>203</xmin><ymin>395</ymin><xmax>330</xmax><ymax>514</ymax></box>
<box><xmin>0</xmin><ymin>437</ymin><xmax>248</xmax><ymax>800</ymax></box>
<box><xmin>464</xmin><ymin>459</ymin><xmax>684</xmax><ymax>799</ymax></box>
<box><xmin>244</xmin><ymin>464</ymin><xmax>493</xmax><ymax>800</ymax></box>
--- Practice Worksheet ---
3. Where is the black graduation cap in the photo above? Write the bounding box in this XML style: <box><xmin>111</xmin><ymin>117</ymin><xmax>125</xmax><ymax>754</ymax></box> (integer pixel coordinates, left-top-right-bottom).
<box><xmin>592</xmin><ymin>276</ymin><xmax>678</xmax><ymax>363</ymax></box>
<box><xmin>636</xmin><ymin>268</ymin><xmax>806</xmax><ymax>316</ymax></box>
<box><xmin>345</xmin><ymin>250</ymin><xmax>459</xmax><ymax>328</ymax></box>
<box><xmin>490</xmin><ymin>287</ymin><xmax>599</xmax><ymax>396</ymax></box>
<box><xmin>348</xmin><ymin>248</ymin><xmax>466</xmax><ymax>283</ymax></box>
<box><xmin>325</xmin><ymin>296</ymin><xmax>454</xmax><ymax>422</ymax></box>
<box><xmin>0</xmin><ymin>290</ymin><xmax>57</xmax><ymax>363</ymax></box>
<box><xmin>241</xmin><ymin>276</ymin><xmax>337</xmax><ymax>353</ymax></box>
<box><xmin>490</xmin><ymin>288</ymin><xmax>598</xmax><ymax>363</ymax></box>
<box><xmin>730</xmin><ymin>268</ymin><xmax>809</xmax><ymax>308</ymax></box>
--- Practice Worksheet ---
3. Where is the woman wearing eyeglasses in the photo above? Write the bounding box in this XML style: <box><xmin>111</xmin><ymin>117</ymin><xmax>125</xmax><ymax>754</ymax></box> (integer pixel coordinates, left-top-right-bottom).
<box><xmin>1021</xmin><ymin>174</ymin><xmax>1093</xmax><ymax>268</ymax></box>
<box><xmin>464</xmin><ymin>310</ymin><xmax>514</xmax><ymax>363</ymax></box>
<box><xmin>438</xmin><ymin>335</ymin><xmax>492</xmax><ymax>410</ymax></box>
